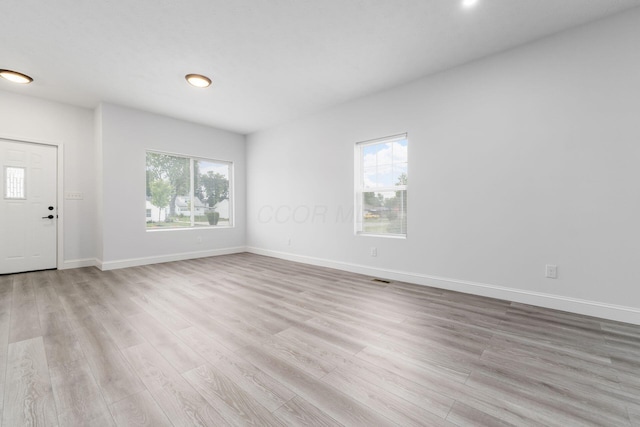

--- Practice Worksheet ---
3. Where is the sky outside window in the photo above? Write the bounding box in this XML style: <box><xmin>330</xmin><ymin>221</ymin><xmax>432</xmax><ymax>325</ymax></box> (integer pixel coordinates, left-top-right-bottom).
<box><xmin>362</xmin><ymin>138</ymin><xmax>408</xmax><ymax>188</ymax></box>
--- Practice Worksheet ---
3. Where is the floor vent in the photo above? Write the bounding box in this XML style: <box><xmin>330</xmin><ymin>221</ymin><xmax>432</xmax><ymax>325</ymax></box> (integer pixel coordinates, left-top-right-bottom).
<box><xmin>372</xmin><ymin>278</ymin><xmax>391</xmax><ymax>284</ymax></box>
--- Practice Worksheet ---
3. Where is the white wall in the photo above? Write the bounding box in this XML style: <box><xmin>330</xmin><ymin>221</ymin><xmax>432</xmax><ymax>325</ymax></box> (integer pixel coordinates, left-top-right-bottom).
<box><xmin>246</xmin><ymin>9</ymin><xmax>640</xmax><ymax>324</ymax></box>
<box><xmin>0</xmin><ymin>90</ymin><xmax>96</xmax><ymax>267</ymax></box>
<box><xmin>94</xmin><ymin>104</ymin><xmax>104</xmax><ymax>264</ymax></box>
<box><xmin>97</xmin><ymin>103</ymin><xmax>246</xmax><ymax>269</ymax></box>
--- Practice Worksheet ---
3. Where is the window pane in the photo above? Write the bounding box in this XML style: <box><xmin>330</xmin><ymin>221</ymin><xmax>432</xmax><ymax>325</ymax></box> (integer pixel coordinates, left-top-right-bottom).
<box><xmin>5</xmin><ymin>167</ymin><xmax>26</xmax><ymax>199</ymax></box>
<box><xmin>194</xmin><ymin>160</ymin><xmax>231</xmax><ymax>227</ymax></box>
<box><xmin>362</xmin><ymin>145</ymin><xmax>378</xmax><ymax>168</ymax></box>
<box><xmin>377</xmin><ymin>164</ymin><xmax>393</xmax><ymax>187</ymax></box>
<box><xmin>361</xmin><ymin>138</ymin><xmax>407</xmax><ymax>190</ymax></box>
<box><xmin>392</xmin><ymin>138</ymin><xmax>408</xmax><ymax>163</ymax></box>
<box><xmin>146</xmin><ymin>152</ymin><xmax>190</xmax><ymax>228</ymax></box>
<box><xmin>392</xmin><ymin>163</ymin><xmax>407</xmax><ymax>186</ymax></box>
<box><xmin>363</xmin><ymin>167</ymin><xmax>377</xmax><ymax>187</ymax></box>
<box><xmin>361</xmin><ymin>190</ymin><xmax>406</xmax><ymax>235</ymax></box>
<box><xmin>376</xmin><ymin>142</ymin><xmax>393</xmax><ymax>166</ymax></box>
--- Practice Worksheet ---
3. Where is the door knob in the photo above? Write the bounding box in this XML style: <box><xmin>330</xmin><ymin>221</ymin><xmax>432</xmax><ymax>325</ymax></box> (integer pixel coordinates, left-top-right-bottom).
<box><xmin>42</xmin><ymin>215</ymin><xmax>54</xmax><ymax>219</ymax></box>
<box><xmin>48</xmin><ymin>206</ymin><xmax>54</xmax><ymax>210</ymax></box>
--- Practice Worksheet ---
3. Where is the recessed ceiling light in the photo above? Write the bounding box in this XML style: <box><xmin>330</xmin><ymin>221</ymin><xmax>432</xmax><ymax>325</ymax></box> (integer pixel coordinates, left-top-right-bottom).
<box><xmin>0</xmin><ymin>69</ymin><xmax>33</xmax><ymax>84</ymax></box>
<box><xmin>462</xmin><ymin>0</ymin><xmax>479</xmax><ymax>8</ymax></box>
<box><xmin>185</xmin><ymin>74</ymin><xmax>212</xmax><ymax>88</ymax></box>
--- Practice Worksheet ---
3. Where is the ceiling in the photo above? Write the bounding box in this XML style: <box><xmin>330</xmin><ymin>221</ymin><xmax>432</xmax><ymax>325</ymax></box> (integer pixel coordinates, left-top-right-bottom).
<box><xmin>2</xmin><ymin>0</ymin><xmax>639</xmax><ymax>135</ymax></box>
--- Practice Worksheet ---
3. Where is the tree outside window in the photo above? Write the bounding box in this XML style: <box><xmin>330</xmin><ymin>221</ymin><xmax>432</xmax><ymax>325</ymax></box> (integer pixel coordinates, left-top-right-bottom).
<box><xmin>146</xmin><ymin>152</ymin><xmax>233</xmax><ymax>229</ymax></box>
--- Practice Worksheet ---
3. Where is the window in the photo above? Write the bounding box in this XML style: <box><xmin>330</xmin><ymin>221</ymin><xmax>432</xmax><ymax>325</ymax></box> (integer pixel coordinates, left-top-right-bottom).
<box><xmin>145</xmin><ymin>151</ymin><xmax>232</xmax><ymax>229</ymax></box>
<box><xmin>4</xmin><ymin>166</ymin><xmax>26</xmax><ymax>199</ymax></box>
<box><xmin>355</xmin><ymin>134</ymin><xmax>407</xmax><ymax>236</ymax></box>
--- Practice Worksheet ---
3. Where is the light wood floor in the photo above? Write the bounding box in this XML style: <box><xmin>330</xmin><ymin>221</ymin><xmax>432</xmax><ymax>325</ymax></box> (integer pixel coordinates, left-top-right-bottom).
<box><xmin>0</xmin><ymin>253</ymin><xmax>638</xmax><ymax>426</ymax></box>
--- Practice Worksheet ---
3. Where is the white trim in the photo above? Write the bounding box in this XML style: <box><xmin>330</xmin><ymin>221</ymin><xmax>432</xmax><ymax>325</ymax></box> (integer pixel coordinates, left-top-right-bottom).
<box><xmin>97</xmin><ymin>246</ymin><xmax>246</xmax><ymax>271</ymax></box>
<box><xmin>56</xmin><ymin>144</ymin><xmax>64</xmax><ymax>271</ymax></box>
<box><xmin>0</xmin><ymin>135</ymin><xmax>65</xmax><ymax>272</ymax></box>
<box><xmin>356</xmin><ymin>132</ymin><xmax>408</xmax><ymax>147</ymax></box>
<box><xmin>61</xmin><ymin>258</ymin><xmax>96</xmax><ymax>269</ymax></box>
<box><xmin>146</xmin><ymin>225</ymin><xmax>234</xmax><ymax>233</ymax></box>
<box><xmin>246</xmin><ymin>247</ymin><xmax>640</xmax><ymax>326</ymax></box>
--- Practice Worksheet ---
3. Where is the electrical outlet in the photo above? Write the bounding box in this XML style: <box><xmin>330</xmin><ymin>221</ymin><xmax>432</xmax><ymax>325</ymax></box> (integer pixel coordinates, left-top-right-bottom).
<box><xmin>65</xmin><ymin>192</ymin><xmax>84</xmax><ymax>200</ymax></box>
<box><xmin>287</xmin><ymin>238</ymin><xmax>291</xmax><ymax>246</ymax></box>
<box><xmin>370</xmin><ymin>247</ymin><xmax>377</xmax><ymax>257</ymax></box>
<box><xmin>545</xmin><ymin>264</ymin><xmax>558</xmax><ymax>279</ymax></box>
<box><xmin>197</xmin><ymin>236</ymin><xmax>203</xmax><ymax>244</ymax></box>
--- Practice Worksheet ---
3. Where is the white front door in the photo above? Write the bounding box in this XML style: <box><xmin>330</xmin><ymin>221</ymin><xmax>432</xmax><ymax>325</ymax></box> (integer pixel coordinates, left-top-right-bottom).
<box><xmin>0</xmin><ymin>139</ymin><xmax>58</xmax><ymax>274</ymax></box>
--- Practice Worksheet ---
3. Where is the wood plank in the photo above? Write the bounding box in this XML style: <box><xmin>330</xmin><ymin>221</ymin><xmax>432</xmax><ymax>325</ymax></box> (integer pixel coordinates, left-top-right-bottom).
<box><xmin>356</xmin><ymin>344</ymin><xmax>470</xmax><ymax>385</ymax></box>
<box><xmin>74</xmin><ymin>318</ymin><xmax>146</xmax><ymax>404</ymax></box>
<box><xmin>3</xmin><ymin>337</ymin><xmax>57</xmax><ymax>426</ymax></box>
<box><xmin>122</xmin><ymin>343</ymin><xmax>229</xmax><ymax>426</ymax></box>
<box><xmin>183</xmin><ymin>363</ymin><xmax>284</xmax><ymax>426</ymax></box>
<box><xmin>339</xmin><ymin>355</ymin><xmax>455</xmax><ymax>419</ymax></box>
<box><xmin>127</xmin><ymin>311</ymin><xmax>205</xmax><ymax>373</ymax></box>
<box><xmin>176</xmin><ymin>308</ymin><xmax>254</xmax><ymax>352</ymax></box>
<box><xmin>481</xmin><ymin>341</ymin><xmax>631</xmax><ymax>405</ymax></box>
<box><xmin>43</xmin><ymin>330</ymin><xmax>85</xmax><ymax>369</ymax></box>
<box><xmin>34</xmin><ymin>285</ymin><xmax>62</xmax><ymax>314</ymax></box>
<box><xmin>82</xmin><ymin>347</ymin><xmax>147</xmax><ymax>405</ymax></box>
<box><xmin>322</xmin><ymin>368</ymin><xmax>453</xmax><ymax>426</ymax></box>
<box><xmin>257</xmin><ymin>334</ymin><xmax>336</xmax><ymax>378</ymax></box>
<box><xmin>0</xmin><ymin>282</ymin><xmax>11</xmax><ymax>387</ymax></box>
<box><xmin>292</xmin><ymin>320</ymin><xmax>368</xmax><ymax>355</ymax></box>
<box><xmin>236</xmin><ymin>344</ymin><xmax>397</xmax><ymax>427</ymax></box>
<box><xmin>9</xmin><ymin>279</ymin><xmax>42</xmax><ymax>343</ymax></box>
<box><xmin>0</xmin><ymin>381</ymin><xmax>4</xmax><ymax>427</ymax></box>
<box><xmin>129</xmin><ymin>295</ymin><xmax>192</xmax><ymax>331</ymax></box>
<box><xmin>108</xmin><ymin>390</ymin><xmax>172</xmax><ymax>427</ymax></box>
<box><xmin>272</xmin><ymin>396</ymin><xmax>343</xmax><ymax>427</ymax></box>
<box><xmin>39</xmin><ymin>310</ymin><xmax>74</xmax><ymax>338</ymax></box>
<box><xmin>275</xmin><ymin>326</ymin><xmax>355</xmax><ymax>367</ymax></box>
<box><xmin>90</xmin><ymin>303</ymin><xmax>145</xmax><ymax>350</ymax></box>
<box><xmin>177</xmin><ymin>327</ymin><xmax>295</xmax><ymax>412</ymax></box>
<box><xmin>58</xmin><ymin>292</ymin><xmax>94</xmax><ymax>331</ymax></box>
<box><xmin>465</xmin><ymin>367</ymin><xmax>628</xmax><ymax>426</ymax></box>
<box><xmin>445</xmin><ymin>401</ymin><xmax>515</xmax><ymax>427</ymax></box>
<box><xmin>50</xmin><ymin>359</ymin><xmax>114</xmax><ymax>426</ymax></box>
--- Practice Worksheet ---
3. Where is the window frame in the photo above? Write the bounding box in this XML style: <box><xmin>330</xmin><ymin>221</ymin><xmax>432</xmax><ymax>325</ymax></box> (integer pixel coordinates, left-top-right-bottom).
<box><xmin>354</xmin><ymin>133</ymin><xmax>408</xmax><ymax>238</ymax></box>
<box><xmin>145</xmin><ymin>150</ymin><xmax>234</xmax><ymax>231</ymax></box>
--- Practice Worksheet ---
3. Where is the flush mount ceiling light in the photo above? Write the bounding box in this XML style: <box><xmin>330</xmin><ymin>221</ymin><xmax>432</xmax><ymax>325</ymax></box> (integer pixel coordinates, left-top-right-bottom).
<box><xmin>0</xmin><ymin>69</ymin><xmax>33</xmax><ymax>84</ymax></box>
<box><xmin>185</xmin><ymin>74</ymin><xmax>212</xmax><ymax>88</ymax></box>
<box><xmin>462</xmin><ymin>0</ymin><xmax>479</xmax><ymax>8</ymax></box>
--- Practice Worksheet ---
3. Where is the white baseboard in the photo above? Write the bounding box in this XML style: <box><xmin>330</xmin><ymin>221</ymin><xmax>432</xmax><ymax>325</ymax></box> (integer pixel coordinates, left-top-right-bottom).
<box><xmin>247</xmin><ymin>246</ymin><xmax>640</xmax><ymax>326</ymax></box>
<box><xmin>61</xmin><ymin>258</ymin><xmax>97</xmax><ymax>269</ymax></box>
<box><xmin>98</xmin><ymin>246</ymin><xmax>247</xmax><ymax>271</ymax></box>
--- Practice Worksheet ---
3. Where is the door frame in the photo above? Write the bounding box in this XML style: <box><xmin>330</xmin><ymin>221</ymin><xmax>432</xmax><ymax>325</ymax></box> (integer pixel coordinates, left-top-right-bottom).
<box><xmin>0</xmin><ymin>134</ymin><xmax>64</xmax><ymax>270</ymax></box>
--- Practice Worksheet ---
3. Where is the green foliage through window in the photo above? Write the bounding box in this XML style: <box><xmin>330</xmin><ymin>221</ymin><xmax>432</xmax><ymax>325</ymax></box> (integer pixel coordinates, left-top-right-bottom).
<box><xmin>146</xmin><ymin>152</ymin><xmax>232</xmax><ymax>228</ymax></box>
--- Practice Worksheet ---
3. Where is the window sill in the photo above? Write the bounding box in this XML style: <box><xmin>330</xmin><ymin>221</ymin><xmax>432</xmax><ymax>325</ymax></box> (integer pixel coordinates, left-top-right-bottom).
<box><xmin>146</xmin><ymin>225</ymin><xmax>234</xmax><ymax>232</ymax></box>
<box><xmin>355</xmin><ymin>232</ymin><xmax>406</xmax><ymax>239</ymax></box>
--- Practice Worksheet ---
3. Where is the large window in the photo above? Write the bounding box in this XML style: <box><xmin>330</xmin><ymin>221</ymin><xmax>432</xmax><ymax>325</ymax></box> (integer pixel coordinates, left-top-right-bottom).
<box><xmin>145</xmin><ymin>151</ymin><xmax>232</xmax><ymax>229</ymax></box>
<box><xmin>355</xmin><ymin>134</ymin><xmax>407</xmax><ymax>237</ymax></box>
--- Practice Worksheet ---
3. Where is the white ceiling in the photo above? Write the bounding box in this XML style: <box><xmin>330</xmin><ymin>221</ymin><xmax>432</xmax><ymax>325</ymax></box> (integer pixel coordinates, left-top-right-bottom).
<box><xmin>2</xmin><ymin>0</ymin><xmax>639</xmax><ymax>134</ymax></box>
